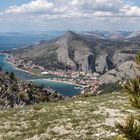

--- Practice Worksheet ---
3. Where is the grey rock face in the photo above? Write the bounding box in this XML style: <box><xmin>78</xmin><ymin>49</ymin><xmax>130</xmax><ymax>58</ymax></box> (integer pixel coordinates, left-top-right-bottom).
<box><xmin>56</xmin><ymin>44</ymin><xmax>76</xmax><ymax>69</ymax></box>
<box><xmin>96</xmin><ymin>54</ymin><xmax>113</xmax><ymax>73</ymax></box>
<box><xmin>118</xmin><ymin>61</ymin><xmax>139</xmax><ymax>78</ymax></box>
<box><xmin>56</xmin><ymin>31</ymin><xmax>96</xmax><ymax>72</ymax></box>
<box><xmin>113</xmin><ymin>52</ymin><xmax>135</xmax><ymax>67</ymax></box>
<box><xmin>100</xmin><ymin>61</ymin><xmax>140</xmax><ymax>84</ymax></box>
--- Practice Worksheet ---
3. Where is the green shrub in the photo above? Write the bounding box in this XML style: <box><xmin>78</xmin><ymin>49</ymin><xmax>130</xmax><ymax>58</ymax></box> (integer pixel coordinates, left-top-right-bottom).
<box><xmin>116</xmin><ymin>53</ymin><xmax>140</xmax><ymax>140</ymax></box>
<box><xmin>97</xmin><ymin>83</ymin><xmax>121</xmax><ymax>94</ymax></box>
<box><xmin>116</xmin><ymin>116</ymin><xmax>140</xmax><ymax>140</ymax></box>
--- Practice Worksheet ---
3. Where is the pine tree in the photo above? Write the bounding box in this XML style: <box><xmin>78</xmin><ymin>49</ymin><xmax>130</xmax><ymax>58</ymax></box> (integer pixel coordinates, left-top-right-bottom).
<box><xmin>116</xmin><ymin>53</ymin><xmax>140</xmax><ymax>140</ymax></box>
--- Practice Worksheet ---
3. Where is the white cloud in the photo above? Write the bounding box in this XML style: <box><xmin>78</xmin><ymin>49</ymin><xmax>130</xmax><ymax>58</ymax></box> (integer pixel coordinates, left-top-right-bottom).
<box><xmin>93</xmin><ymin>11</ymin><xmax>113</xmax><ymax>16</ymax></box>
<box><xmin>6</xmin><ymin>0</ymin><xmax>54</xmax><ymax>14</ymax></box>
<box><xmin>71</xmin><ymin>0</ymin><xmax>123</xmax><ymax>12</ymax></box>
<box><xmin>0</xmin><ymin>0</ymin><xmax>140</xmax><ymax>31</ymax></box>
<box><xmin>3</xmin><ymin>0</ymin><xmax>140</xmax><ymax>18</ymax></box>
<box><xmin>121</xmin><ymin>4</ymin><xmax>140</xmax><ymax>16</ymax></box>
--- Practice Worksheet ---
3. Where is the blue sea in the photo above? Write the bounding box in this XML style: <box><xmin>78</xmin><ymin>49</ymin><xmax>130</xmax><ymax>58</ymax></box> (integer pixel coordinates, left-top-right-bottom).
<box><xmin>0</xmin><ymin>32</ymin><xmax>82</xmax><ymax>96</ymax></box>
<box><xmin>0</xmin><ymin>31</ymin><xmax>63</xmax><ymax>50</ymax></box>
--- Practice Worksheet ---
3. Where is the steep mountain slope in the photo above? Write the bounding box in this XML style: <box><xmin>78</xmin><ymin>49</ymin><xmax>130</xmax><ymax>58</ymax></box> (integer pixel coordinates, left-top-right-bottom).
<box><xmin>11</xmin><ymin>30</ymin><xmax>140</xmax><ymax>73</ymax></box>
<box><xmin>125</xmin><ymin>31</ymin><xmax>140</xmax><ymax>44</ymax></box>
<box><xmin>79</xmin><ymin>31</ymin><xmax>106</xmax><ymax>39</ymax></box>
<box><xmin>89</xmin><ymin>31</ymin><xmax>131</xmax><ymax>40</ymax></box>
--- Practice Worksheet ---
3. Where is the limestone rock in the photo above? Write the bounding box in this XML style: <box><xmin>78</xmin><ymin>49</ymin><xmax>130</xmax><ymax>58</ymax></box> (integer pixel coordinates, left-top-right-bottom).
<box><xmin>100</xmin><ymin>61</ymin><xmax>140</xmax><ymax>84</ymax></box>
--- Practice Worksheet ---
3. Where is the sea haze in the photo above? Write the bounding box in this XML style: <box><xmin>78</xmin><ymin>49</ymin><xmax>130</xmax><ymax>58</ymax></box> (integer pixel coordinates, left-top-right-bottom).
<box><xmin>0</xmin><ymin>31</ymin><xmax>63</xmax><ymax>51</ymax></box>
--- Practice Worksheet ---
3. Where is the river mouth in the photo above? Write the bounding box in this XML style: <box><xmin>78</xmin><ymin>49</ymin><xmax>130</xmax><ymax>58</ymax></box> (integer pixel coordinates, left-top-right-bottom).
<box><xmin>0</xmin><ymin>54</ymin><xmax>82</xmax><ymax>96</ymax></box>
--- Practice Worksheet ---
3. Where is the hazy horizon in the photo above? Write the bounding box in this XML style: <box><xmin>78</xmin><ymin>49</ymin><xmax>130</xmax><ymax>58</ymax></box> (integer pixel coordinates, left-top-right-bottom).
<box><xmin>0</xmin><ymin>30</ymin><xmax>139</xmax><ymax>33</ymax></box>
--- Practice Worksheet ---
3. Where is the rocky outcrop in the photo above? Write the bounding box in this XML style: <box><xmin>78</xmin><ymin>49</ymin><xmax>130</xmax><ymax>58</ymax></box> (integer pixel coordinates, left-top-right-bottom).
<box><xmin>96</xmin><ymin>54</ymin><xmax>113</xmax><ymax>73</ymax></box>
<box><xmin>112</xmin><ymin>52</ymin><xmax>135</xmax><ymax>67</ymax></box>
<box><xmin>56</xmin><ymin>31</ymin><xmax>95</xmax><ymax>72</ymax></box>
<box><xmin>0</xmin><ymin>71</ymin><xmax>63</xmax><ymax>109</ymax></box>
<box><xmin>100</xmin><ymin>61</ymin><xmax>140</xmax><ymax>84</ymax></box>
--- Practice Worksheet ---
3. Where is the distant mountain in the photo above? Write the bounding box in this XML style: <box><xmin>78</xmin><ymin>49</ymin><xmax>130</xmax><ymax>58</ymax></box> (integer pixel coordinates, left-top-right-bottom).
<box><xmin>79</xmin><ymin>31</ymin><xmax>106</xmax><ymax>39</ymax></box>
<box><xmin>125</xmin><ymin>31</ymin><xmax>140</xmax><ymax>43</ymax></box>
<box><xmin>11</xmin><ymin>30</ymin><xmax>140</xmax><ymax>74</ymax></box>
<box><xmin>80</xmin><ymin>31</ymin><xmax>132</xmax><ymax>40</ymax></box>
<box><xmin>125</xmin><ymin>31</ymin><xmax>140</xmax><ymax>39</ymax></box>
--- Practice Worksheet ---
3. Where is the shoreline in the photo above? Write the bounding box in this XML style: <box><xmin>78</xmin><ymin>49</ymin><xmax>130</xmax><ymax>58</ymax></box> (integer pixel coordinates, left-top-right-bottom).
<box><xmin>3</xmin><ymin>53</ymin><xmax>35</xmax><ymax>75</ymax></box>
<box><xmin>6</xmin><ymin>60</ymin><xmax>35</xmax><ymax>75</ymax></box>
<box><xmin>14</xmin><ymin>67</ymin><xmax>35</xmax><ymax>75</ymax></box>
<box><xmin>30</xmin><ymin>78</ymin><xmax>83</xmax><ymax>87</ymax></box>
<box><xmin>1</xmin><ymin>53</ymin><xmax>83</xmax><ymax>87</ymax></box>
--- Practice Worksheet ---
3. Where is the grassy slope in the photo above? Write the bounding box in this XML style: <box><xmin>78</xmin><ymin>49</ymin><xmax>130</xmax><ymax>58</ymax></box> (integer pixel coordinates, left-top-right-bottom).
<box><xmin>0</xmin><ymin>93</ymin><xmax>139</xmax><ymax>140</ymax></box>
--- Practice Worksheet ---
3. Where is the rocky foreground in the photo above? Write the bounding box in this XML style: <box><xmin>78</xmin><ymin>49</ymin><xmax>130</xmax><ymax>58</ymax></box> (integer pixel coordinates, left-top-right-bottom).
<box><xmin>0</xmin><ymin>92</ymin><xmax>139</xmax><ymax>140</ymax></box>
<box><xmin>0</xmin><ymin>71</ymin><xmax>63</xmax><ymax>109</ymax></box>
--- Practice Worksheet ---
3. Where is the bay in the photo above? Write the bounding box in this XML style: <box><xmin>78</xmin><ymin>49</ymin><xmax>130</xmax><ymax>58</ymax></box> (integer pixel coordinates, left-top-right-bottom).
<box><xmin>0</xmin><ymin>33</ymin><xmax>81</xmax><ymax>96</ymax></box>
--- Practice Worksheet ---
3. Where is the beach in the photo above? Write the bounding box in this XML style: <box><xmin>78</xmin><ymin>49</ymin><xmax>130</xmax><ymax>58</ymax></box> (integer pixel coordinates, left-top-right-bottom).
<box><xmin>4</xmin><ymin>53</ymin><xmax>84</xmax><ymax>87</ymax></box>
<box><xmin>30</xmin><ymin>78</ymin><xmax>83</xmax><ymax>87</ymax></box>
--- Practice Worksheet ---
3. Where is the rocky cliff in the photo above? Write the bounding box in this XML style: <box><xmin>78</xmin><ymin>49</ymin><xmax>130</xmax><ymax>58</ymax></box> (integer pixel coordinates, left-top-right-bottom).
<box><xmin>99</xmin><ymin>61</ymin><xmax>140</xmax><ymax>84</ymax></box>
<box><xmin>11</xmin><ymin>30</ymin><xmax>140</xmax><ymax>74</ymax></box>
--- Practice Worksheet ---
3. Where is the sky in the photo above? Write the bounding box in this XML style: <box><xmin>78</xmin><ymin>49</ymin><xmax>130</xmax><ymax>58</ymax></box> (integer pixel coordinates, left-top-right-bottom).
<box><xmin>0</xmin><ymin>0</ymin><xmax>140</xmax><ymax>32</ymax></box>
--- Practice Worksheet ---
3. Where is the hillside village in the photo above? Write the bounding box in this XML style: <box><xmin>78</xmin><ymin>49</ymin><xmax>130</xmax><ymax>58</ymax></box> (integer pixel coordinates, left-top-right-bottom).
<box><xmin>6</xmin><ymin>54</ymin><xmax>101</xmax><ymax>94</ymax></box>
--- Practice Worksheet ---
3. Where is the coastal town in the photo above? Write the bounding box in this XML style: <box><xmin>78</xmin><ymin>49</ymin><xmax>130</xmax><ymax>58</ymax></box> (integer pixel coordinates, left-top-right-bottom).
<box><xmin>5</xmin><ymin>54</ymin><xmax>101</xmax><ymax>94</ymax></box>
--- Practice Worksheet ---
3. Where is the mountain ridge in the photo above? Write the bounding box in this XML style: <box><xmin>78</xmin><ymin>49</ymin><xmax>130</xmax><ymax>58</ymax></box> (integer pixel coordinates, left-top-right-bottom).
<box><xmin>11</xmin><ymin>30</ymin><xmax>140</xmax><ymax>74</ymax></box>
